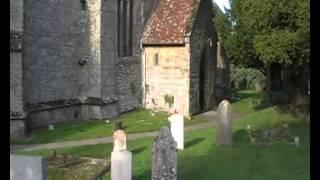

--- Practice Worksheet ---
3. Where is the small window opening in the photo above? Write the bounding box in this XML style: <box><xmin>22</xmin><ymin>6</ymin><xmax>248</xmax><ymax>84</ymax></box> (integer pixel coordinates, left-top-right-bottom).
<box><xmin>154</xmin><ymin>53</ymin><xmax>159</xmax><ymax>66</ymax></box>
<box><xmin>80</xmin><ymin>0</ymin><xmax>87</xmax><ymax>10</ymax></box>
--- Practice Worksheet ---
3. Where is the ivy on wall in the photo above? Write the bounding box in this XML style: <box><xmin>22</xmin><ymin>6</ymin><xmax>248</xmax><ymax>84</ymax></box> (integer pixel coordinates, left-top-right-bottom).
<box><xmin>163</xmin><ymin>94</ymin><xmax>174</xmax><ymax>109</ymax></box>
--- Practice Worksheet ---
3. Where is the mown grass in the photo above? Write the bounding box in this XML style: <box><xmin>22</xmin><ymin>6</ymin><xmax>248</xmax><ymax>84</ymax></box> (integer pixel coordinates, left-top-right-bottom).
<box><xmin>11</xmin><ymin>109</ymin><xmax>207</xmax><ymax>145</ymax></box>
<box><xmin>14</xmin><ymin>122</ymin><xmax>309</xmax><ymax>180</ymax></box>
<box><xmin>231</xmin><ymin>90</ymin><xmax>264</xmax><ymax>113</ymax></box>
<box><xmin>12</xmin><ymin>90</ymin><xmax>309</xmax><ymax>179</ymax></box>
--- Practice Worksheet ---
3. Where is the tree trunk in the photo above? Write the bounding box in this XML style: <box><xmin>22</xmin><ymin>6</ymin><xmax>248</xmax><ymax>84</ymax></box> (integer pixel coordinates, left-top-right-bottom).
<box><xmin>265</xmin><ymin>63</ymin><xmax>271</xmax><ymax>105</ymax></box>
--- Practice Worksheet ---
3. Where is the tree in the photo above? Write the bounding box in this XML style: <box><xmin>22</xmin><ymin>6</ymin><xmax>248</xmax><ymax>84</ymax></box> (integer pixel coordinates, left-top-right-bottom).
<box><xmin>214</xmin><ymin>0</ymin><xmax>309</xmax><ymax>100</ymax></box>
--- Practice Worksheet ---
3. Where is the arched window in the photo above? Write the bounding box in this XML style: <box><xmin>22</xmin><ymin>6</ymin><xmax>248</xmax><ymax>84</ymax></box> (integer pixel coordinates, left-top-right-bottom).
<box><xmin>117</xmin><ymin>0</ymin><xmax>134</xmax><ymax>57</ymax></box>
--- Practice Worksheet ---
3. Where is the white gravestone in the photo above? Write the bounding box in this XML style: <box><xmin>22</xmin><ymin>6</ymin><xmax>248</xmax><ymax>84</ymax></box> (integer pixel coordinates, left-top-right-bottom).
<box><xmin>168</xmin><ymin>114</ymin><xmax>184</xmax><ymax>150</ymax></box>
<box><xmin>111</xmin><ymin>130</ymin><xmax>132</xmax><ymax>180</ymax></box>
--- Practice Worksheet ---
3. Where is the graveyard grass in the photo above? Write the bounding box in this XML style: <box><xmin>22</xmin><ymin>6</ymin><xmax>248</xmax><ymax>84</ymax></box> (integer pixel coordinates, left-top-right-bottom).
<box><xmin>11</xmin><ymin>109</ymin><xmax>207</xmax><ymax>144</ymax></box>
<box><xmin>13</xmin><ymin>90</ymin><xmax>309</xmax><ymax>179</ymax></box>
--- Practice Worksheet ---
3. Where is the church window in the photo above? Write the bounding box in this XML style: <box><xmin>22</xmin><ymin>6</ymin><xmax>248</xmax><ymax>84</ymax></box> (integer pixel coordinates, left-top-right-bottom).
<box><xmin>117</xmin><ymin>0</ymin><xmax>134</xmax><ymax>57</ymax></box>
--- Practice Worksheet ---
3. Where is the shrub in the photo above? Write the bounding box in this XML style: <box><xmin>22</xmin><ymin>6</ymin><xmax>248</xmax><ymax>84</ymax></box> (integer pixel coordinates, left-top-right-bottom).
<box><xmin>230</xmin><ymin>64</ymin><xmax>265</xmax><ymax>90</ymax></box>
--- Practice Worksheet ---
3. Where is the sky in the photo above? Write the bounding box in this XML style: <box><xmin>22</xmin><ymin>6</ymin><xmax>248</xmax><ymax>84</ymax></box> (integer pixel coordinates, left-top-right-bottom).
<box><xmin>213</xmin><ymin>0</ymin><xmax>231</xmax><ymax>13</ymax></box>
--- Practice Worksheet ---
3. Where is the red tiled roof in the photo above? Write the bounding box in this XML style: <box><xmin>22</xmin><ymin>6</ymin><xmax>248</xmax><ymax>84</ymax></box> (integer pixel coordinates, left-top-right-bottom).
<box><xmin>141</xmin><ymin>0</ymin><xmax>201</xmax><ymax>45</ymax></box>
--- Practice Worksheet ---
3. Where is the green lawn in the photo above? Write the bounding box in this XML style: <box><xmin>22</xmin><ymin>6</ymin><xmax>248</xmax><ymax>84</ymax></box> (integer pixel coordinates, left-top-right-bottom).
<box><xmin>14</xmin><ymin>123</ymin><xmax>309</xmax><ymax>180</ymax></box>
<box><xmin>11</xmin><ymin>109</ymin><xmax>207</xmax><ymax>145</ymax></box>
<box><xmin>12</xmin><ymin>90</ymin><xmax>310</xmax><ymax>179</ymax></box>
<box><xmin>15</xmin><ymin>91</ymin><xmax>310</xmax><ymax>180</ymax></box>
<box><xmin>232</xmin><ymin>90</ymin><xmax>264</xmax><ymax>113</ymax></box>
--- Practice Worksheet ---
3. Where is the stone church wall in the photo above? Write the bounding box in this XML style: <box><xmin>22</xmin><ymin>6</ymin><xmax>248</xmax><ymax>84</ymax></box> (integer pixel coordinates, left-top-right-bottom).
<box><xmin>10</xmin><ymin>0</ymin><xmax>173</xmax><ymax>136</ymax></box>
<box><xmin>24</xmin><ymin>0</ymin><xmax>90</xmax><ymax>104</ymax></box>
<box><xmin>144</xmin><ymin>46</ymin><xmax>190</xmax><ymax>115</ymax></box>
<box><xmin>116</xmin><ymin>0</ymin><xmax>159</xmax><ymax>113</ymax></box>
<box><xmin>189</xmin><ymin>0</ymin><xmax>218</xmax><ymax>114</ymax></box>
<box><xmin>10</xmin><ymin>0</ymin><xmax>25</xmax><ymax>137</ymax></box>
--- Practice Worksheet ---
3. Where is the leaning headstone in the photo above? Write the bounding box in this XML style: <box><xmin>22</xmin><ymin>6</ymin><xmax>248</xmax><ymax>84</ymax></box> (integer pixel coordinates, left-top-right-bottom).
<box><xmin>217</xmin><ymin>100</ymin><xmax>233</xmax><ymax>145</ymax></box>
<box><xmin>10</xmin><ymin>155</ymin><xmax>47</xmax><ymax>180</ymax></box>
<box><xmin>111</xmin><ymin>129</ymin><xmax>132</xmax><ymax>180</ymax></box>
<box><xmin>168</xmin><ymin>113</ymin><xmax>184</xmax><ymax>150</ymax></box>
<box><xmin>152</xmin><ymin>127</ymin><xmax>177</xmax><ymax>180</ymax></box>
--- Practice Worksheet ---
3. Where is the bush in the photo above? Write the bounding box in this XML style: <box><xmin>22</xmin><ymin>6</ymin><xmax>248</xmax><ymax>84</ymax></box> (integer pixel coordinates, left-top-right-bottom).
<box><xmin>230</xmin><ymin>64</ymin><xmax>265</xmax><ymax>90</ymax></box>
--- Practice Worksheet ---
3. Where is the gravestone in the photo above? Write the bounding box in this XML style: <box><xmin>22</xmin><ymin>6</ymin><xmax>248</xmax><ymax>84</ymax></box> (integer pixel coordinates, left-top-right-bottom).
<box><xmin>48</xmin><ymin>124</ymin><xmax>54</xmax><ymax>131</ymax></box>
<box><xmin>111</xmin><ymin>130</ymin><xmax>132</xmax><ymax>180</ymax></box>
<box><xmin>152</xmin><ymin>127</ymin><xmax>177</xmax><ymax>180</ymax></box>
<box><xmin>217</xmin><ymin>100</ymin><xmax>233</xmax><ymax>145</ymax></box>
<box><xmin>168</xmin><ymin>114</ymin><xmax>184</xmax><ymax>150</ymax></box>
<box><xmin>10</xmin><ymin>155</ymin><xmax>47</xmax><ymax>180</ymax></box>
<box><xmin>113</xmin><ymin>129</ymin><xmax>127</xmax><ymax>151</ymax></box>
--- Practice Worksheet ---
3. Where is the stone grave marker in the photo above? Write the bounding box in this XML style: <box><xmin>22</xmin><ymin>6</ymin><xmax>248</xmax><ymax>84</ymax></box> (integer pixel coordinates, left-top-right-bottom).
<box><xmin>10</xmin><ymin>155</ymin><xmax>47</xmax><ymax>180</ymax></box>
<box><xmin>111</xmin><ymin>129</ymin><xmax>132</xmax><ymax>180</ymax></box>
<box><xmin>168</xmin><ymin>113</ymin><xmax>184</xmax><ymax>150</ymax></box>
<box><xmin>48</xmin><ymin>124</ymin><xmax>54</xmax><ymax>131</ymax></box>
<box><xmin>217</xmin><ymin>100</ymin><xmax>233</xmax><ymax>145</ymax></box>
<box><xmin>113</xmin><ymin>129</ymin><xmax>127</xmax><ymax>151</ymax></box>
<box><xmin>152</xmin><ymin>127</ymin><xmax>177</xmax><ymax>180</ymax></box>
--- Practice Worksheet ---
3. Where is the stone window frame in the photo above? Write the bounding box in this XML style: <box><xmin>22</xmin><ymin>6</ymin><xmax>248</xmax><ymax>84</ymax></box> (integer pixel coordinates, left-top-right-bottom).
<box><xmin>117</xmin><ymin>0</ymin><xmax>134</xmax><ymax>57</ymax></box>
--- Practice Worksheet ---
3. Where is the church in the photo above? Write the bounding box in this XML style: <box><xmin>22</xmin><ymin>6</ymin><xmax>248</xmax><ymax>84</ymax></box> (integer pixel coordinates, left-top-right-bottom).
<box><xmin>10</xmin><ymin>0</ymin><xmax>230</xmax><ymax>138</ymax></box>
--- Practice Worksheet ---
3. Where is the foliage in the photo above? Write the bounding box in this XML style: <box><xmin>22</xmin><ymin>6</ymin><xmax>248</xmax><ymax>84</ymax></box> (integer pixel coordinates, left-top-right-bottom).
<box><xmin>214</xmin><ymin>0</ymin><xmax>309</xmax><ymax>75</ymax></box>
<box><xmin>163</xmin><ymin>94</ymin><xmax>174</xmax><ymax>109</ymax></box>
<box><xmin>230</xmin><ymin>0</ymin><xmax>309</xmax><ymax>65</ymax></box>
<box><xmin>230</xmin><ymin>64</ymin><xmax>265</xmax><ymax>90</ymax></box>
<box><xmin>213</xmin><ymin>3</ymin><xmax>232</xmax><ymax>41</ymax></box>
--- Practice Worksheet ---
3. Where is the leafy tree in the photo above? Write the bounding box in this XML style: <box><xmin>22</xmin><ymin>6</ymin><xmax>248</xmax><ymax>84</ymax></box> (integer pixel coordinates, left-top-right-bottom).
<box><xmin>214</xmin><ymin>0</ymin><xmax>309</xmax><ymax>100</ymax></box>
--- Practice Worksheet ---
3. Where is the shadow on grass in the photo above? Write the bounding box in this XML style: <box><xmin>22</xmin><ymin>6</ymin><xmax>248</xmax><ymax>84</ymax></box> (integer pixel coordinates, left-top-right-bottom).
<box><xmin>179</xmin><ymin>135</ymin><xmax>309</xmax><ymax>180</ymax></box>
<box><xmin>233</xmin><ymin>129</ymin><xmax>250</xmax><ymax>144</ymax></box>
<box><xmin>133</xmin><ymin>170</ymin><xmax>151</xmax><ymax>180</ymax></box>
<box><xmin>131</xmin><ymin>147</ymin><xmax>147</xmax><ymax>155</ymax></box>
<box><xmin>185</xmin><ymin>138</ymin><xmax>205</xmax><ymax>149</ymax></box>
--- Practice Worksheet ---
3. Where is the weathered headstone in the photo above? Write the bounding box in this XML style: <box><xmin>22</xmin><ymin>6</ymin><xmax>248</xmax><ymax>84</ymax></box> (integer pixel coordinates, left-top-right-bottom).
<box><xmin>152</xmin><ymin>127</ymin><xmax>177</xmax><ymax>180</ymax></box>
<box><xmin>111</xmin><ymin>130</ymin><xmax>132</xmax><ymax>180</ymax></box>
<box><xmin>217</xmin><ymin>100</ymin><xmax>233</xmax><ymax>145</ymax></box>
<box><xmin>168</xmin><ymin>114</ymin><xmax>184</xmax><ymax>150</ymax></box>
<box><xmin>113</xmin><ymin>129</ymin><xmax>127</xmax><ymax>151</ymax></box>
<box><xmin>10</xmin><ymin>155</ymin><xmax>47</xmax><ymax>180</ymax></box>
